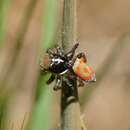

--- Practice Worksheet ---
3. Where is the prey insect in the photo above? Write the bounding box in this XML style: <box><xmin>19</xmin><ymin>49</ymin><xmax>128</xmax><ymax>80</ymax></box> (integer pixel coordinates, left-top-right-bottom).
<box><xmin>40</xmin><ymin>43</ymin><xmax>96</xmax><ymax>90</ymax></box>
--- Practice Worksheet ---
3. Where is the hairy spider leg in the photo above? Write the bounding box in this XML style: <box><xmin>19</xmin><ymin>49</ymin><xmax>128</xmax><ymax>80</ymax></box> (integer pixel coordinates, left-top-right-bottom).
<box><xmin>46</xmin><ymin>74</ymin><xmax>55</xmax><ymax>84</ymax></box>
<box><xmin>65</xmin><ymin>43</ymin><xmax>79</xmax><ymax>60</ymax></box>
<box><xmin>40</xmin><ymin>64</ymin><xmax>48</xmax><ymax>72</ymax></box>
<box><xmin>56</xmin><ymin>46</ymin><xmax>64</xmax><ymax>56</ymax></box>
<box><xmin>47</xmin><ymin>48</ymin><xmax>56</xmax><ymax>58</ymax></box>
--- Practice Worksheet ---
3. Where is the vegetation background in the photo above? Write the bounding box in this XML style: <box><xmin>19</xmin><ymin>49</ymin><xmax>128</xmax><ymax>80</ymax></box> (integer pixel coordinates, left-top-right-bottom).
<box><xmin>0</xmin><ymin>0</ymin><xmax>130</xmax><ymax>130</ymax></box>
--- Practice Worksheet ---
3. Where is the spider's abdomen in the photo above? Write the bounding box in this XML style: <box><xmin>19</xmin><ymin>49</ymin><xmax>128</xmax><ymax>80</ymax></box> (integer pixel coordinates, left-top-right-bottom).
<box><xmin>72</xmin><ymin>58</ymin><xmax>96</xmax><ymax>82</ymax></box>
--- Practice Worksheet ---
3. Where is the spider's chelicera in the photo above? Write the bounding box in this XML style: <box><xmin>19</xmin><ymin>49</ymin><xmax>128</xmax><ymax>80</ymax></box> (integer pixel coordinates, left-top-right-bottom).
<box><xmin>40</xmin><ymin>43</ymin><xmax>96</xmax><ymax>90</ymax></box>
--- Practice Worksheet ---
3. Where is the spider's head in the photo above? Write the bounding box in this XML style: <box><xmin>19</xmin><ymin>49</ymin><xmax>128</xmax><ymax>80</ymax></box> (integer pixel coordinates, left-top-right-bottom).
<box><xmin>40</xmin><ymin>51</ymin><xmax>68</xmax><ymax>74</ymax></box>
<box><xmin>49</xmin><ymin>55</ymin><xmax>68</xmax><ymax>74</ymax></box>
<box><xmin>40</xmin><ymin>43</ymin><xmax>79</xmax><ymax>74</ymax></box>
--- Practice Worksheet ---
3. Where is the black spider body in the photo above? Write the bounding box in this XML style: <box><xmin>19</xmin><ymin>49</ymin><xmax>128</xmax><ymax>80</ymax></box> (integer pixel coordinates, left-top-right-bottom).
<box><xmin>40</xmin><ymin>43</ymin><xmax>96</xmax><ymax>90</ymax></box>
<box><xmin>48</xmin><ymin>55</ymin><xmax>69</xmax><ymax>74</ymax></box>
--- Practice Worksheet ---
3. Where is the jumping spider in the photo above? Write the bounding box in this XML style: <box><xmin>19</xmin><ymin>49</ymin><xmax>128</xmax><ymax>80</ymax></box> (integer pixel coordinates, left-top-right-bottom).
<box><xmin>40</xmin><ymin>43</ymin><xmax>96</xmax><ymax>90</ymax></box>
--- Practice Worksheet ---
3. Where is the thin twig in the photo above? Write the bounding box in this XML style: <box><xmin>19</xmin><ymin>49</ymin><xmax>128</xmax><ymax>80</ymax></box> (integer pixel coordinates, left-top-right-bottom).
<box><xmin>60</xmin><ymin>0</ymin><xmax>81</xmax><ymax>130</ymax></box>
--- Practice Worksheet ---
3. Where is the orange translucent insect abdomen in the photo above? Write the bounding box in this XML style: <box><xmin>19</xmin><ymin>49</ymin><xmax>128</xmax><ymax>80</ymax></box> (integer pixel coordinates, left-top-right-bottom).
<box><xmin>72</xmin><ymin>58</ymin><xmax>95</xmax><ymax>81</ymax></box>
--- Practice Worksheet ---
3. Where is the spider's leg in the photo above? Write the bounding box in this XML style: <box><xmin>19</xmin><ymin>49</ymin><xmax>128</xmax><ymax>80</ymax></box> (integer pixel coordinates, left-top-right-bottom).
<box><xmin>47</xmin><ymin>49</ymin><xmax>56</xmax><ymax>58</ymax></box>
<box><xmin>65</xmin><ymin>43</ymin><xmax>79</xmax><ymax>60</ymax></box>
<box><xmin>40</xmin><ymin>62</ymin><xmax>49</xmax><ymax>74</ymax></box>
<box><xmin>53</xmin><ymin>76</ymin><xmax>62</xmax><ymax>90</ymax></box>
<box><xmin>46</xmin><ymin>74</ymin><xmax>55</xmax><ymax>84</ymax></box>
<box><xmin>40</xmin><ymin>67</ymin><xmax>48</xmax><ymax>74</ymax></box>
<box><xmin>77</xmin><ymin>77</ymin><xmax>85</xmax><ymax>87</ymax></box>
<box><xmin>56</xmin><ymin>46</ymin><xmax>64</xmax><ymax>56</ymax></box>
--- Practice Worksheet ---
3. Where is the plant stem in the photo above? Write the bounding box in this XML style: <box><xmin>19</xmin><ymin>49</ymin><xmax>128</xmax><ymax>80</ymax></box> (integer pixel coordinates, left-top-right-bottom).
<box><xmin>61</xmin><ymin>0</ymin><xmax>77</xmax><ymax>50</ymax></box>
<box><xmin>60</xmin><ymin>0</ymin><xmax>81</xmax><ymax>130</ymax></box>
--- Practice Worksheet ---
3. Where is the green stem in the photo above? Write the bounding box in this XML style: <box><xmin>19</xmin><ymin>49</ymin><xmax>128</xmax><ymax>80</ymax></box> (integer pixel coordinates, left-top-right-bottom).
<box><xmin>61</xmin><ymin>0</ymin><xmax>81</xmax><ymax>130</ymax></box>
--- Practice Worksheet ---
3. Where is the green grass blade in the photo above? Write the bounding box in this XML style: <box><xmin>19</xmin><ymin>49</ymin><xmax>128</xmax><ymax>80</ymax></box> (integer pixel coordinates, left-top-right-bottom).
<box><xmin>40</xmin><ymin>0</ymin><xmax>58</xmax><ymax>50</ymax></box>
<box><xmin>28</xmin><ymin>75</ymin><xmax>52</xmax><ymax>130</ymax></box>
<box><xmin>27</xmin><ymin>0</ymin><xmax>58</xmax><ymax>130</ymax></box>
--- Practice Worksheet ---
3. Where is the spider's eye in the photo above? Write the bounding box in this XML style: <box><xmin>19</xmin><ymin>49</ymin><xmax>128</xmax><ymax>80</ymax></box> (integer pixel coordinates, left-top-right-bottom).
<box><xmin>54</xmin><ymin>60</ymin><xmax>59</xmax><ymax>64</ymax></box>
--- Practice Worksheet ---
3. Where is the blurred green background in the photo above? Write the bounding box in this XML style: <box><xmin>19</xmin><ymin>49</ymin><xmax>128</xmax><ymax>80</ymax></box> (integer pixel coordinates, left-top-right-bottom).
<box><xmin>0</xmin><ymin>0</ymin><xmax>130</xmax><ymax>130</ymax></box>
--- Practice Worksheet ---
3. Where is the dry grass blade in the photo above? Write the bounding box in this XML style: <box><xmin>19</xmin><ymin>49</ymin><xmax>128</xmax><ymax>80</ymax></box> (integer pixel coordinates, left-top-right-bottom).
<box><xmin>20</xmin><ymin>114</ymin><xmax>27</xmax><ymax>130</ymax></box>
<box><xmin>26</xmin><ymin>0</ymin><xmax>58</xmax><ymax>130</ymax></box>
<box><xmin>10</xmin><ymin>123</ymin><xmax>14</xmax><ymax>130</ymax></box>
<box><xmin>0</xmin><ymin>0</ymin><xmax>8</xmax><ymax>47</ymax></box>
<box><xmin>9</xmin><ymin>0</ymin><xmax>38</xmax><ymax>67</ymax></box>
<box><xmin>0</xmin><ymin>0</ymin><xmax>38</xmax><ymax>99</ymax></box>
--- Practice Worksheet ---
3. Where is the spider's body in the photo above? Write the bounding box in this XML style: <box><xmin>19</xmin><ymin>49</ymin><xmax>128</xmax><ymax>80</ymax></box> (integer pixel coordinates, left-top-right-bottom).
<box><xmin>40</xmin><ymin>43</ymin><xmax>96</xmax><ymax>90</ymax></box>
<box><xmin>48</xmin><ymin>56</ymin><xmax>68</xmax><ymax>74</ymax></box>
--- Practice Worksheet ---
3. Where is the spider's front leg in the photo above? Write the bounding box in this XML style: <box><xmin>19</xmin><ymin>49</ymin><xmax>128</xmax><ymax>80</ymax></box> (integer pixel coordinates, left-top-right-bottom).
<box><xmin>65</xmin><ymin>43</ymin><xmax>79</xmax><ymax>60</ymax></box>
